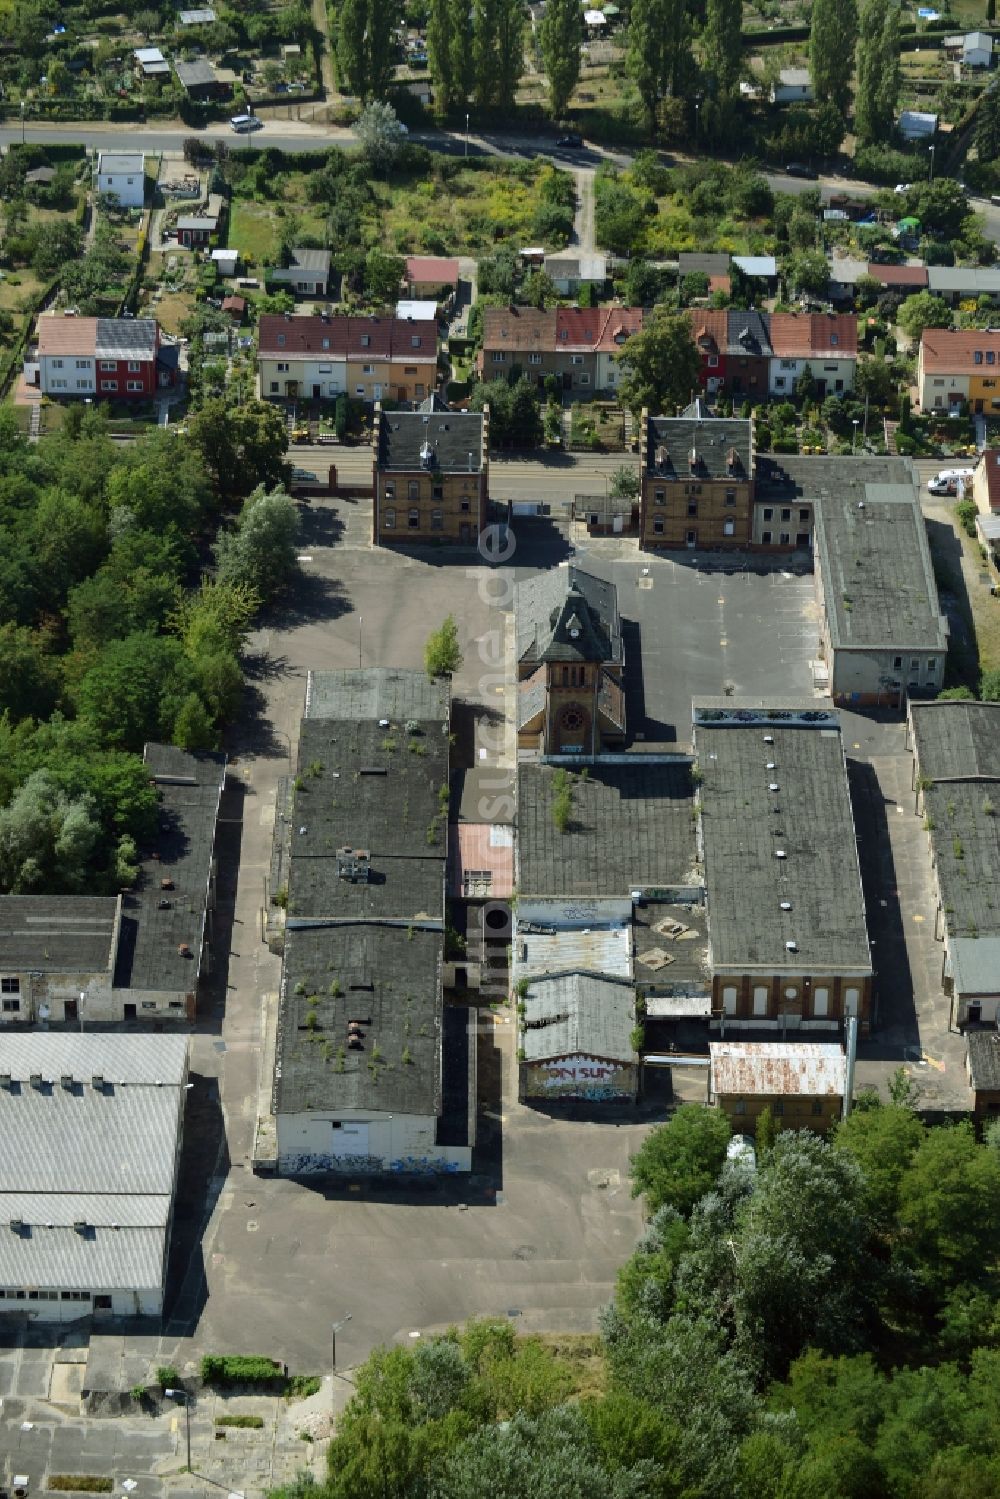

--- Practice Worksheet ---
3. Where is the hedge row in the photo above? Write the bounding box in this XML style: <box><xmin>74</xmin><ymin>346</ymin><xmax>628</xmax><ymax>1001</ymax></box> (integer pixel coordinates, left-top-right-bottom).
<box><xmin>200</xmin><ymin>1354</ymin><xmax>286</xmax><ymax>1387</ymax></box>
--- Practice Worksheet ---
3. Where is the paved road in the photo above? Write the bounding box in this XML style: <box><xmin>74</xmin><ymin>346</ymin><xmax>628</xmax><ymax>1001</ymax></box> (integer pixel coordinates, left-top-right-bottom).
<box><xmin>296</xmin><ymin>444</ymin><xmax>637</xmax><ymax>503</ymax></box>
<box><xmin>5</xmin><ymin>118</ymin><xmax>996</xmax><ymax>241</ymax></box>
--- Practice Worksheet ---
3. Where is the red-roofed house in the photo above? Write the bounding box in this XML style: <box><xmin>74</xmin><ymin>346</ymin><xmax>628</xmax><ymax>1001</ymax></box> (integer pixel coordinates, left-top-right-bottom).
<box><xmin>479</xmin><ymin>305</ymin><xmax>643</xmax><ymax>395</ymax></box>
<box><xmin>689</xmin><ymin>309</ymin><xmax>729</xmax><ymax>395</ymax></box>
<box><xmin>973</xmin><ymin>448</ymin><xmax>1000</xmax><ymax>516</ymax></box>
<box><xmin>867</xmin><ymin>262</ymin><xmax>928</xmax><ymax>294</ymax></box>
<box><xmin>405</xmin><ymin>256</ymin><xmax>460</xmax><ymax>299</ymax></box>
<box><xmin>35</xmin><ymin>314</ymin><xmax>167</xmax><ymax>398</ymax></box>
<box><xmin>768</xmin><ymin>313</ymin><xmax>858</xmax><ymax>397</ymax></box>
<box><xmin>258</xmin><ymin>313</ymin><xmax>438</xmax><ymax>403</ymax></box>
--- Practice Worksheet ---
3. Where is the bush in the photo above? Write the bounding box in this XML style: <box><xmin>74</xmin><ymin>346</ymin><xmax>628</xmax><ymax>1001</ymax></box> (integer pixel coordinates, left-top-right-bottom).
<box><xmin>200</xmin><ymin>1355</ymin><xmax>286</xmax><ymax>1388</ymax></box>
<box><xmin>48</xmin><ymin>1481</ymin><xmax>113</xmax><ymax>1494</ymax></box>
<box><xmin>215</xmin><ymin>1414</ymin><xmax>265</xmax><ymax>1428</ymax></box>
<box><xmin>156</xmin><ymin>1365</ymin><xmax>180</xmax><ymax>1388</ymax></box>
<box><xmin>956</xmin><ymin>498</ymin><xmax>978</xmax><ymax>537</ymax></box>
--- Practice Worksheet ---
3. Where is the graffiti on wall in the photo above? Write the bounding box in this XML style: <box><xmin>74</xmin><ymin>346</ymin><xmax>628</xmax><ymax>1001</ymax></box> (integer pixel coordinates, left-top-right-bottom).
<box><xmin>526</xmin><ymin>1054</ymin><xmax>634</xmax><ymax>1101</ymax></box>
<box><xmin>279</xmin><ymin>1152</ymin><xmax>465</xmax><ymax>1177</ymax></box>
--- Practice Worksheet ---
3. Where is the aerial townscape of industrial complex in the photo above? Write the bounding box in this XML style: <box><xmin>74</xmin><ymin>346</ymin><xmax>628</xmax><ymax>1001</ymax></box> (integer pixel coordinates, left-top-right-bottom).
<box><xmin>6</xmin><ymin>0</ymin><xmax>1000</xmax><ymax>1492</ymax></box>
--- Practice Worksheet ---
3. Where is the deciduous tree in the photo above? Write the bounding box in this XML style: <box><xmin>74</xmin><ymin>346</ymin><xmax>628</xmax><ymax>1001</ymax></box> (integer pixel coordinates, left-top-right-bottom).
<box><xmin>809</xmin><ymin>0</ymin><xmax>857</xmax><ymax>116</ymax></box>
<box><xmin>629</xmin><ymin>1103</ymin><xmax>731</xmax><ymax>1216</ymax></box>
<box><xmin>854</xmin><ymin>0</ymin><xmax>900</xmax><ymax>145</ymax></box>
<box><xmin>618</xmin><ymin>308</ymin><xmax>701</xmax><ymax>420</ymax></box>
<box><xmin>424</xmin><ymin>614</ymin><xmax>463</xmax><ymax>678</ymax></box>
<box><xmin>704</xmin><ymin>0</ymin><xmax>742</xmax><ymax>101</ymax></box>
<box><xmin>214</xmin><ymin>486</ymin><xmax>299</xmax><ymax>602</ymax></box>
<box><xmin>539</xmin><ymin>0</ymin><xmax>583</xmax><ymax>118</ymax></box>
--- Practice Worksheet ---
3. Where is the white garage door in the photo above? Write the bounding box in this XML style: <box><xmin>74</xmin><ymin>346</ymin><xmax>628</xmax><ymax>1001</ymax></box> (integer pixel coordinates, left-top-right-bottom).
<box><xmin>332</xmin><ymin>1122</ymin><xmax>369</xmax><ymax>1155</ymax></box>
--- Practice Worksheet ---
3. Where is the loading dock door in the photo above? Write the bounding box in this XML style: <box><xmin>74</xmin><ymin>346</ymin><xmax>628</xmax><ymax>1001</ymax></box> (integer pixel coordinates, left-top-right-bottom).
<box><xmin>332</xmin><ymin>1121</ymin><xmax>369</xmax><ymax>1155</ymax></box>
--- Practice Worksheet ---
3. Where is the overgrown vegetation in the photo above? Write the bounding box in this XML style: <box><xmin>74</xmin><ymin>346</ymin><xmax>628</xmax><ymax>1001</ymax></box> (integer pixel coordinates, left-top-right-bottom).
<box><xmin>271</xmin><ymin>1101</ymin><xmax>1000</xmax><ymax>1498</ymax></box>
<box><xmin>201</xmin><ymin>1354</ymin><xmax>288</xmax><ymax>1388</ymax></box>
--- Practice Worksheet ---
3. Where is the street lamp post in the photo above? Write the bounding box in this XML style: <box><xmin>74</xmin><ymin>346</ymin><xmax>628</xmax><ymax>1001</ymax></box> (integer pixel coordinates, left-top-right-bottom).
<box><xmin>20</xmin><ymin>100</ymin><xmax>25</xmax><ymax>145</ymax></box>
<box><xmin>928</xmin><ymin>144</ymin><xmax>935</xmax><ymax>183</ymax></box>
<box><xmin>465</xmin><ymin>112</ymin><xmax>470</xmax><ymax>157</ymax></box>
<box><xmin>851</xmin><ymin>419</ymin><xmax>859</xmax><ymax>454</ymax></box>
<box><xmin>332</xmin><ymin>1314</ymin><xmax>352</xmax><ymax>1373</ymax></box>
<box><xmin>358</xmin><ymin>615</ymin><xmax>363</xmax><ymax>669</ymax></box>
<box><xmin>164</xmin><ymin>1389</ymin><xmax>192</xmax><ymax>1471</ymax></box>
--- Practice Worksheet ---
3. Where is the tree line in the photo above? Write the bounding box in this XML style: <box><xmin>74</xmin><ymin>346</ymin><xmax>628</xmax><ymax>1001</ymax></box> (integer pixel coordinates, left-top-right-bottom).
<box><xmin>333</xmin><ymin>0</ymin><xmax>903</xmax><ymax>151</ymax></box>
<box><xmin>0</xmin><ymin>399</ymin><xmax>299</xmax><ymax>896</ymax></box>
<box><xmin>269</xmin><ymin>1093</ymin><xmax>1000</xmax><ymax>1498</ymax></box>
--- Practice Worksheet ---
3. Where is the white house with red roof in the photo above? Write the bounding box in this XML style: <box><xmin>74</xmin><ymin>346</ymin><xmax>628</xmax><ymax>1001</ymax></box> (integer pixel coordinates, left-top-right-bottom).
<box><xmin>257</xmin><ymin>313</ymin><xmax>438</xmax><ymax>404</ymax></box>
<box><xmin>767</xmin><ymin>313</ymin><xmax>858</xmax><ymax>398</ymax></box>
<box><xmin>35</xmin><ymin>315</ymin><xmax>166</xmax><ymax>399</ymax></box>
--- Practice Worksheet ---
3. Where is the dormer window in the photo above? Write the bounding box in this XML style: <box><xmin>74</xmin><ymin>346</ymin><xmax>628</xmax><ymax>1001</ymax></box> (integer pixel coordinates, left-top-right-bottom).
<box><xmin>277</xmin><ymin>334</ymin><xmax>285</xmax><ymax>346</ymax></box>
<box><xmin>989</xmin><ymin>351</ymin><xmax>996</xmax><ymax>365</ymax></box>
<box><xmin>411</xmin><ymin>335</ymin><xmax>421</xmax><ymax>347</ymax></box>
<box><xmin>361</xmin><ymin>334</ymin><xmax>371</xmax><ymax>346</ymax></box>
<box><xmin>322</xmin><ymin>337</ymin><xmax>330</xmax><ymax>349</ymax></box>
<box><xmin>830</xmin><ymin>334</ymin><xmax>838</xmax><ymax>346</ymax></box>
<box><xmin>976</xmin><ymin>351</ymin><xmax>984</xmax><ymax>364</ymax></box>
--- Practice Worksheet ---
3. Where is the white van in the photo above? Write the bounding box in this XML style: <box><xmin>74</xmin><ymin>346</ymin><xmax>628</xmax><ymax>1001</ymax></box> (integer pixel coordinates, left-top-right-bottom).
<box><xmin>230</xmin><ymin>114</ymin><xmax>263</xmax><ymax>133</ymax></box>
<box><xmin>928</xmin><ymin>467</ymin><xmax>975</xmax><ymax>496</ymax></box>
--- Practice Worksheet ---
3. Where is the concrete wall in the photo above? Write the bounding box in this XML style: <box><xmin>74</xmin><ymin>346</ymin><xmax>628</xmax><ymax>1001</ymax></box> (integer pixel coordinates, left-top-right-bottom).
<box><xmin>770</xmin><ymin>356</ymin><xmax>855</xmax><ymax>397</ymax></box>
<box><xmin>275</xmin><ymin>1108</ymin><xmax>471</xmax><ymax>1175</ymax></box>
<box><xmin>829</xmin><ymin>646</ymin><xmax>944</xmax><ymax>705</ymax></box>
<box><xmin>0</xmin><ymin>971</ymin><xmax>115</xmax><ymax>1025</ymax></box>
<box><xmin>0</xmin><ymin>1286</ymin><xmax>162</xmax><ymax>1321</ymax></box>
<box><xmin>521</xmin><ymin>1054</ymin><xmax>637</xmax><ymax>1102</ymax></box>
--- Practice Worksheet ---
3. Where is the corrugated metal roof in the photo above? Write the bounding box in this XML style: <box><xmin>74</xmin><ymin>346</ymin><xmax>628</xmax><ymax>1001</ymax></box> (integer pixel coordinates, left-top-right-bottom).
<box><xmin>710</xmin><ymin>1041</ymin><xmax>846</xmax><ymax>1096</ymax></box>
<box><xmin>0</xmin><ymin>1034</ymin><xmax>187</xmax><ymax>1086</ymax></box>
<box><xmin>0</xmin><ymin>1222</ymin><xmax>165</xmax><ymax>1291</ymax></box>
<box><xmin>0</xmin><ymin>1087</ymin><xmax>185</xmax><ymax>1196</ymax></box>
<box><xmin>0</xmin><ymin>1036</ymin><xmax>187</xmax><ymax>1198</ymax></box>
<box><xmin>0</xmin><ymin>1193</ymin><xmax>167</xmax><ymax>1228</ymax></box>
<box><xmin>522</xmin><ymin>972</ymin><xmax>635</xmax><ymax>1062</ymax></box>
<box><xmin>514</xmin><ymin>919</ymin><xmax>632</xmax><ymax>981</ymax></box>
<box><xmin>951</xmin><ymin>937</ymin><xmax>1000</xmax><ymax>997</ymax></box>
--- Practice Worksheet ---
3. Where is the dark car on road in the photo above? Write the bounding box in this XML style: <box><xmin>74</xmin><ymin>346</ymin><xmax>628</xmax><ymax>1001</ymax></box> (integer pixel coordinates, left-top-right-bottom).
<box><xmin>786</xmin><ymin>162</ymin><xmax>818</xmax><ymax>179</ymax></box>
<box><xmin>557</xmin><ymin>133</ymin><xmax>583</xmax><ymax>148</ymax></box>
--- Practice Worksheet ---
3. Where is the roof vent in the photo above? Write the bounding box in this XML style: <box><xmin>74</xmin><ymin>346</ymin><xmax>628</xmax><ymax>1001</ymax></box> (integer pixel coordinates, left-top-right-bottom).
<box><xmin>178</xmin><ymin>943</ymin><xmax>192</xmax><ymax>957</ymax></box>
<box><xmin>160</xmin><ymin>877</ymin><xmax>174</xmax><ymax>890</ymax></box>
<box><xmin>158</xmin><ymin>899</ymin><xmax>172</xmax><ymax>910</ymax></box>
<box><xmin>9</xmin><ymin>1218</ymin><xmax>23</xmax><ymax>1233</ymax></box>
<box><xmin>0</xmin><ymin>1073</ymin><xmax>11</xmax><ymax>1089</ymax></box>
<box><xmin>347</xmin><ymin>1036</ymin><xmax>363</xmax><ymax>1050</ymax></box>
<box><xmin>769</xmin><ymin>782</ymin><xmax>779</xmax><ymax>792</ymax></box>
<box><xmin>73</xmin><ymin>1220</ymin><xmax>89</xmax><ymax>1234</ymax></box>
<box><xmin>92</xmin><ymin>1074</ymin><xmax>105</xmax><ymax>1091</ymax></box>
<box><xmin>775</xmin><ymin>849</ymin><xmax>787</xmax><ymax>859</ymax></box>
<box><xmin>780</xmin><ymin>900</ymin><xmax>792</xmax><ymax>910</ymax></box>
<box><xmin>420</xmin><ymin>441</ymin><xmax>436</xmax><ymax>469</ymax></box>
<box><xmin>655</xmin><ymin>445</ymin><xmax>669</xmax><ymax>469</ymax></box>
<box><xmin>766</xmin><ymin>761</ymin><xmax>776</xmax><ymax>770</ymax></box>
<box><xmin>378</xmin><ymin>718</ymin><xmax>391</xmax><ymax>728</ymax></box>
<box><xmin>337</xmin><ymin>847</ymin><xmax>371</xmax><ymax>883</ymax></box>
<box><xmin>60</xmin><ymin>1074</ymin><xmax>74</xmax><ymax>1090</ymax></box>
<box><xmin>763</xmin><ymin>734</ymin><xmax>774</xmax><ymax>744</ymax></box>
<box><xmin>785</xmin><ymin>940</ymin><xmax>798</xmax><ymax>951</ymax></box>
<box><xmin>29</xmin><ymin>1073</ymin><xmax>42</xmax><ymax>1089</ymax></box>
<box><xmin>858</xmin><ymin>500</ymin><xmax>865</xmax><ymax>510</ymax></box>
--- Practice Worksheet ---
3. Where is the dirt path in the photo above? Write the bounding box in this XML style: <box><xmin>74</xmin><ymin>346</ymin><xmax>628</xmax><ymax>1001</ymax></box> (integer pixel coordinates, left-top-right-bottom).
<box><xmin>573</xmin><ymin>168</ymin><xmax>595</xmax><ymax>253</ymax></box>
<box><xmin>311</xmin><ymin>0</ymin><xmax>336</xmax><ymax>101</ymax></box>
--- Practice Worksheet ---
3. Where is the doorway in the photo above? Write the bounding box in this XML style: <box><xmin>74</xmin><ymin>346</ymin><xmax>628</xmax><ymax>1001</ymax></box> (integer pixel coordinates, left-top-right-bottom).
<box><xmin>123</xmin><ymin>1003</ymin><xmax>136</xmax><ymax>1020</ymax></box>
<box><xmin>312</xmin><ymin>384</ymin><xmax>321</xmax><ymax>399</ymax></box>
<box><xmin>64</xmin><ymin>999</ymin><xmax>78</xmax><ymax>1022</ymax></box>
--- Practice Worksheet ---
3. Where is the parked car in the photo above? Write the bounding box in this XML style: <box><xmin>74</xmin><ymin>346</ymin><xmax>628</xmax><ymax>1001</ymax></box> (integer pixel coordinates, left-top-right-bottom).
<box><xmin>291</xmin><ymin>467</ymin><xmax>319</xmax><ymax>483</ymax></box>
<box><xmin>928</xmin><ymin>467</ymin><xmax>975</xmax><ymax>496</ymax></box>
<box><xmin>230</xmin><ymin>114</ymin><xmax>264</xmax><ymax>133</ymax></box>
<box><xmin>786</xmin><ymin>162</ymin><xmax>818</xmax><ymax>179</ymax></box>
<box><xmin>726</xmin><ymin>1134</ymin><xmax>757</xmax><ymax>1170</ymax></box>
<box><xmin>894</xmin><ymin>182</ymin><xmax>912</xmax><ymax>194</ymax></box>
<box><xmin>557</xmin><ymin>133</ymin><xmax>583</xmax><ymax>148</ymax></box>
